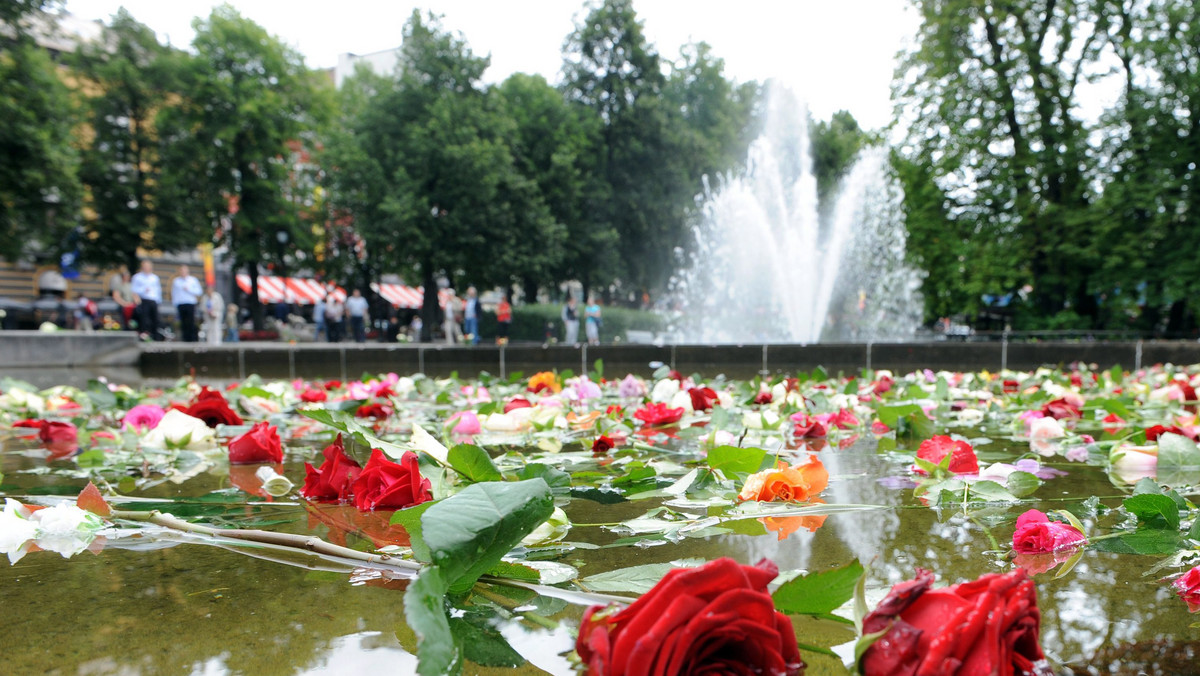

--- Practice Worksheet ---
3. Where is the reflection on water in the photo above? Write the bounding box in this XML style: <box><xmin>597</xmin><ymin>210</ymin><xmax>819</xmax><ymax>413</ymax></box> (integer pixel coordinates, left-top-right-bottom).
<box><xmin>3</xmin><ymin>429</ymin><xmax>1199</xmax><ymax>674</ymax></box>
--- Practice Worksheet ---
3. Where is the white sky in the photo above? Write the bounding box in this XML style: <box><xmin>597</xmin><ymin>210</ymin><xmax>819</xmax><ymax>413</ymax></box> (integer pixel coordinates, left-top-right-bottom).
<box><xmin>62</xmin><ymin>0</ymin><xmax>919</xmax><ymax>130</ymax></box>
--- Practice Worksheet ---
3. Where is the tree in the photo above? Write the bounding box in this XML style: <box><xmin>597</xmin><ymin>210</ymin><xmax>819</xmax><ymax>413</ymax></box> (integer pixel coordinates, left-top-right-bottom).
<box><xmin>325</xmin><ymin>11</ymin><xmax>562</xmax><ymax>339</ymax></box>
<box><xmin>497</xmin><ymin>72</ymin><xmax>610</xmax><ymax>300</ymax></box>
<box><xmin>563</xmin><ymin>0</ymin><xmax>688</xmax><ymax>297</ymax></box>
<box><xmin>896</xmin><ymin>0</ymin><xmax>1107</xmax><ymax>328</ymax></box>
<box><xmin>71</xmin><ymin>8</ymin><xmax>178</xmax><ymax>273</ymax></box>
<box><xmin>156</xmin><ymin>5</ymin><xmax>332</xmax><ymax>328</ymax></box>
<box><xmin>0</xmin><ymin>0</ymin><xmax>81</xmax><ymax>262</ymax></box>
<box><xmin>811</xmin><ymin>111</ymin><xmax>870</xmax><ymax>201</ymax></box>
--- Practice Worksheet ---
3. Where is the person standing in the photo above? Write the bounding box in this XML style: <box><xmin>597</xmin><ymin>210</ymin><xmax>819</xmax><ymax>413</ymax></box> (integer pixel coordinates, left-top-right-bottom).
<box><xmin>495</xmin><ymin>294</ymin><xmax>512</xmax><ymax>345</ymax></box>
<box><xmin>346</xmin><ymin>288</ymin><xmax>369</xmax><ymax>343</ymax></box>
<box><xmin>108</xmin><ymin>266</ymin><xmax>137</xmax><ymax>330</ymax></box>
<box><xmin>171</xmin><ymin>264</ymin><xmax>202</xmax><ymax>342</ymax></box>
<box><xmin>585</xmin><ymin>296</ymin><xmax>602</xmax><ymax>345</ymax></box>
<box><xmin>562</xmin><ymin>295</ymin><xmax>580</xmax><ymax>345</ymax></box>
<box><xmin>442</xmin><ymin>289</ymin><xmax>463</xmax><ymax>344</ymax></box>
<box><xmin>200</xmin><ymin>282</ymin><xmax>224</xmax><ymax>344</ymax></box>
<box><xmin>130</xmin><ymin>260</ymin><xmax>162</xmax><ymax>341</ymax></box>
<box><xmin>462</xmin><ymin>286</ymin><xmax>480</xmax><ymax>345</ymax></box>
<box><xmin>324</xmin><ymin>293</ymin><xmax>346</xmax><ymax>342</ymax></box>
<box><xmin>313</xmin><ymin>295</ymin><xmax>326</xmax><ymax>342</ymax></box>
<box><xmin>225</xmin><ymin>301</ymin><xmax>240</xmax><ymax>342</ymax></box>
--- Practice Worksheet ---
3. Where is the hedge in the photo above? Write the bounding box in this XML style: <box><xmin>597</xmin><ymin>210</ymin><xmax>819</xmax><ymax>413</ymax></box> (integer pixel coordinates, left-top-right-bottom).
<box><xmin>475</xmin><ymin>304</ymin><xmax>666</xmax><ymax>343</ymax></box>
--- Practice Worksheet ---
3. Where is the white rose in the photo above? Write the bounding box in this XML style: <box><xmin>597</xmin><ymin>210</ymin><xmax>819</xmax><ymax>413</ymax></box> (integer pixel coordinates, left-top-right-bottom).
<box><xmin>30</xmin><ymin>504</ymin><xmax>104</xmax><ymax>559</ymax></box>
<box><xmin>141</xmin><ymin>410</ymin><xmax>216</xmax><ymax>449</ymax></box>
<box><xmin>0</xmin><ymin>499</ymin><xmax>38</xmax><ymax>565</ymax></box>
<box><xmin>669</xmin><ymin>390</ymin><xmax>694</xmax><ymax>413</ymax></box>
<box><xmin>651</xmin><ymin>378</ymin><xmax>680</xmax><ymax>403</ymax></box>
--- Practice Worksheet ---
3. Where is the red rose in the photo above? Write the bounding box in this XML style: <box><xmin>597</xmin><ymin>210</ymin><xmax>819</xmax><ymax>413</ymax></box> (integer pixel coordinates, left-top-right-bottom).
<box><xmin>1011</xmin><ymin>509</ymin><xmax>1086</xmax><ymax>554</ymax></box>
<box><xmin>1172</xmin><ymin>565</ymin><xmax>1200</xmax><ymax>612</ymax></box>
<box><xmin>324</xmin><ymin>380</ymin><xmax>343</xmax><ymax>390</ymax></box>
<box><xmin>1145</xmin><ymin>424</ymin><xmax>1197</xmax><ymax>441</ymax></box>
<box><xmin>12</xmin><ymin>419</ymin><xmax>45</xmax><ymax>431</ymax></box>
<box><xmin>792</xmin><ymin>414</ymin><xmax>828</xmax><ymax>439</ymax></box>
<box><xmin>592</xmin><ymin>435</ymin><xmax>615</xmax><ymax>455</ymax></box>
<box><xmin>914</xmin><ymin>435</ymin><xmax>978</xmax><ymax>475</ymax></box>
<box><xmin>633</xmin><ymin>402</ymin><xmax>685</xmax><ymax>426</ymax></box>
<box><xmin>605</xmin><ymin>404</ymin><xmax>624</xmax><ymax>417</ymax></box>
<box><xmin>1002</xmin><ymin>379</ymin><xmax>1020</xmax><ymax>394</ymax></box>
<box><xmin>576</xmin><ymin>557</ymin><xmax>804</xmax><ymax>676</ymax></box>
<box><xmin>860</xmin><ymin>569</ymin><xmax>1044</xmax><ymax>676</ymax></box>
<box><xmin>351</xmin><ymin>448</ymin><xmax>432</xmax><ymax>511</ymax></box>
<box><xmin>227</xmin><ymin>421</ymin><xmax>284</xmax><ymax>465</ymax></box>
<box><xmin>38</xmin><ymin>421</ymin><xmax>77</xmax><ymax>445</ymax></box>
<box><xmin>1041</xmin><ymin>397</ymin><xmax>1081</xmax><ymax>420</ymax></box>
<box><xmin>504</xmin><ymin>397</ymin><xmax>533</xmax><ymax>413</ymax></box>
<box><xmin>185</xmin><ymin>387</ymin><xmax>244</xmax><ymax>427</ymax></box>
<box><xmin>754</xmin><ymin>390</ymin><xmax>774</xmax><ymax>405</ymax></box>
<box><xmin>872</xmin><ymin>376</ymin><xmax>894</xmax><ymax>395</ymax></box>
<box><xmin>301</xmin><ymin>434</ymin><xmax>362</xmax><ymax>502</ymax></box>
<box><xmin>300</xmin><ymin>388</ymin><xmax>327</xmax><ymax>403</ymax></box>
<box><xmin>355</xmin><ymin>402</ymin><xmax>392</xmax><ymax>420</ymax></box>
<box><xmin>688</xmin><ymin>386</ymin><xmax>718</xmax><ymax>412</ymax></box>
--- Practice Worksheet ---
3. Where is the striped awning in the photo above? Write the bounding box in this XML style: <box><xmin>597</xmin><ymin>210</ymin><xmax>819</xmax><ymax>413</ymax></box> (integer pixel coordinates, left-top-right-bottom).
<box><xmin>235</xmin><ymin>274</ymin><xmax>344</xmax><ymax>305</ymax></box>
<box><xmin>371</xmin><ymin>283</ymin><xmax>451</xmax><ymax>309</ymax></box>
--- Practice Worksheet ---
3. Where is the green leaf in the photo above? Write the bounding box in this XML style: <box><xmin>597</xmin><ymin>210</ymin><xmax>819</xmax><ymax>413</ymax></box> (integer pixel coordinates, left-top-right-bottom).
<box><xmin>1005</xmin><ymin>471</ymin><xmax>1043</xmax><ymax>498</ymax></box>
<box><xmin>484</xmin><ymin>560</ymin><xmax>541</xmax><ymax>583</ymax></box>
<box><xmin>447</xmin><ymin>444</ymin><xmax>502</xmax><ymax>483</ymax></box>
<box><xmin>75</xmin><ymin>448</ymin><xmax>107</xmax><ymax>468</ymax></box>
<box><xmin>450</xmin><ymin>617</ymin><xmax>524</xmax><ymax>668</ymax></box>
<box><xmin>1122</xmin><ymin>493</ymin><xmax>1180</xmax><ymax>530</ymax></box>
<box><xmin>85</xmin><ymin>379</ymin><xmax>116</xmax><ymax>409</ymax></box>
<box><xmin>403</xmin><ymin>567</ymin><xmax>460</xmax><ymax>676</ymax></box>
<box><xmin>875</xmin><ymin>404</ymin><xmax>922</xmax><ymax>429</ymax></box>
<box><xmin>1090</xmin><ymin>529</ymin><xmax>1185</xmax><ymax>555</ymax></box>
<box><xmin>772</xmin><ymin>559</ymin><xmax>864</xmax><ymax>617</ymax></box>
<box><xmin>516</xmin><ymin>464</ymin><xmax>571</xmax><ymax>494</ymax></box>
<box><xmin>707</xmin><ymin>445</ymin><xmax>767</xmax><ymax>477</ymax></box>
<box><xmin>580</xmin><ymin>560</ymin><xmax>703</xmax><ymax>594</ymax></box>
<box><xmin>1157</xmin><ymin>433</ymin><xmax>1200</xmax><ymax>488</ymax></box>
<box><xmin>421</xmin><ymin>479</ymin><xmax>554</xmax><ymax>593</ymax></box>
<box><xmin>389</xmin><ymin>501</ymin><xmax>437</xmax><ymax>562</ymax></box>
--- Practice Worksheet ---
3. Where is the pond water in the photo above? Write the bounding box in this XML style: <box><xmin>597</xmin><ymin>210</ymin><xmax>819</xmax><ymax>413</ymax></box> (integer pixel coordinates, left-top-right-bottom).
<box><xmin>1</xmin><ymin>369</ymin><xmax>1199</xmax><ymax>675</ymax></box>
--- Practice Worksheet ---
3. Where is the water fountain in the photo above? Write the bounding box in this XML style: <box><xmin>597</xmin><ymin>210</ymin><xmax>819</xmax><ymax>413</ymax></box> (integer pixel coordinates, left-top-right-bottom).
<box><xmin>669</xmin><ymin>83</ymin><xmax>923</xmax><ymax>344</ymax></box>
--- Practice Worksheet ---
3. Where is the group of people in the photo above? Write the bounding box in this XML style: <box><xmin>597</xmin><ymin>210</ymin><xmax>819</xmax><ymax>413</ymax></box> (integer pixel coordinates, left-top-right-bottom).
<box><xmin>315</xmin><ymin>288</ymin><xmax>370</xmax><ymax>343</ymax></box>
<box><xmin>560</xmin><ymin>295</ymin><xmax>603</xmax><ymax>345</ymax></box>
<box><xmin>108</xmin><ymin>260</ymin><xmax>237</xmax><ymax>343</ymax></box>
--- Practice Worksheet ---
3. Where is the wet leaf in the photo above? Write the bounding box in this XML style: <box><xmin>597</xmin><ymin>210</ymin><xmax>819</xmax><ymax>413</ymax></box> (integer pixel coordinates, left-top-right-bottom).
<box><xmin>447</xmin><ymin>444</ymin><xmax>501</xmax><ymax>483</ymax></box>
<box><xmin>421</xmin><ymin>479</ymin><xmax>554</xmax><ymax>593</ymax></box>
<box><xmin>450</xmin><ymin>617</ymin><xmax>524</xmax><ymax>668</ymax></box>
<box><xmin>404</xmin><ymin>567</ymin><xmax>460</xmax><ymax>676</ymax></box>
<box><xmin>580</xmin><ymin>559</ymin><xmax>704</xmax><ymax>594</ymax></box>
<box><xmin>772</xmin><ymin>559</ymin><xmax>864</xmax><ymax>617</ymax></box>
<box><xmin>1123</xmin><ymin>494</ymin><xmax>1180</xmax><ymax>530</ymax></box>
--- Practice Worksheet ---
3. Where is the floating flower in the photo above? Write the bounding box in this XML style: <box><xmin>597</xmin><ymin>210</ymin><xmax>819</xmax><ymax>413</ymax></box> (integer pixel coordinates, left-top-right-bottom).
<box><xmin>301</xmin><ymin>435</ymin><xmax>362</xmax><ymax>503</ymax></box>
<box><xmin>121</xmin><ymin>404</ymin><xmax>165</xmax><ymax>432</ymax></box>
<box><xmin>791</xmin><ymin>413</ymin><xmax>828</xmax><ymax>438</ymax></box>
<box><xmin>1171</xmin><ymin>566</ymin><xmax>1200</xmax><ymax>612</ymax></box>
<box><xmin>351</xmin><ymin>449</ymin><xmax>432</xmax><ymax>511</ymax></box>
<box><xmin>355</xmin><ymin>402</ymin><xmax>392</xmax><ymax>420</ymax></box>
<box><xmin>1042</xmin><ymin>396</ymin><xmax>1082</xmax><ymax>420</ymax></box>
<box><xmin>576</xmin><ymin>558</ymin><xmax>803</xmax><ymax>676</ymax></box>
<box><xmin>738</xmin><ymin>458</ymin><xmax>828</xmax><ymax>502</ymax></box>
<box><xmin>1012</xmin><ymin>509</ymin><xmax>1086</xmax><ymax>554</ymax></box>
<box><xmin>1109</xmin><ymin>443</ymin><xmax>1158</xmax><ymax>485</ymax></box>
<box><xmin>617</xmin><ymin>374</ymin><xmax>646</xmax><ymax>399</ymax></box>
<box><xmin>227</xmin><ymin>421</ymin><xmax>284</xmax><ymax>465</ymax></box>
<box><xmin>592</xmin><ymin>435</ymin><xmax>615</xmax><ymax>455</ymax></box>
<box><xmin>1101</xmin><ymin>412</ymin><xmax>1125</xmax><ymax>435</ymax></box>
<box><xmin>141</xmin><ymin>409</ymin><xmax>215</xmax><ymax>450</ymax></box>
<box><xmin>688</xmin><ymin>386</ymin><xmax>719</xmax><ymax>412</ymax></box>
<box><xmin>527</xmin><ymin>371</ymin><xmax>561</xmax><ymax>394</ymax></box>
<box><xmin>448</xmin><ymin>411</ymin><xmax>481</xmax><ymax>436</ymax></box>
<box><xmin>860</xmin><ymin>569</ymin><xmax>1044</xmax><ymax>676</ymax></box>
<box><xmin>1029</xmin><ymin>416</ymin><xmax>1065</xmax><ymax>456</ymax></box>
<box><xmin>913</xmin><ymin>435</ymin><xmax>978</xmax><ymax>475</ymax></box>
<box><xmin>299</xmin><ymin>388</ymin><xmax>327</xmax><ymax>403</ymax></box>
<box><xmin>184</xmin><ymin>387</ymin><xmax>243</xmax><ymax>428</ymax></box>
<box><xmin>633</xmin><ymin>402</ymin><xmax>685</xmax><ymax>426</ymax></box>
<box><xmin>38</xmin><ymin>421</ymin><xmax>78</xmax><ymax>457</ymax></box>
<box><xmin>504</xmin><ymin>397</ymin><xmax>532</xmax><ymax>413</ymax></box>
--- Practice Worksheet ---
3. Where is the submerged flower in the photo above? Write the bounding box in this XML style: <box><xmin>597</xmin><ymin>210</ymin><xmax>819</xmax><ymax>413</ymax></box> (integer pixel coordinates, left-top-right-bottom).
<box><xmin>739</xmin><ymin>458</ymin><xmax>828</xmax><ymax>502</ymax></box>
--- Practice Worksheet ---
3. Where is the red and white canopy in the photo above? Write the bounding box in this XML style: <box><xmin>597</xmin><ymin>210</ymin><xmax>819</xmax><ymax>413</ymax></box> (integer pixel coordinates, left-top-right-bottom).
<box><xmin>235</xmin><ymin>274</ymin><xmax>345</xmax><ymax>305</ymax></box>
<box><xmin>372</xmin><ymin>282</ymin><xmax>452</xmax><ymax>309</ymax></box>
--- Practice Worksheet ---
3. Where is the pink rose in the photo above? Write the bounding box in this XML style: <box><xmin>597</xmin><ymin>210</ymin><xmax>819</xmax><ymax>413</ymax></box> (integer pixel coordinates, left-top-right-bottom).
<box><xmin>1011</xmin><ymin>509</ymin><xmax>1086</xmax><ymax>554</ymax></box>
<box><xmin>122</xmin><ymin>404</ymin><xmax>165</xmax><ymax>432</ymax></box>
<box><xmin>1172</xmin><ymin>566</ymin><xmax>1200</xmax><ymax>612</ymax></box>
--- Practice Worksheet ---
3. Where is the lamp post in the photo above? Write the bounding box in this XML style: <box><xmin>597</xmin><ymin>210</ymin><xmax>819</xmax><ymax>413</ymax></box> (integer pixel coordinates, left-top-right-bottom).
<box><xmin>276</xmin><ymin>230</ymin><xmax>290</xmax><ymax>320</ymax></box>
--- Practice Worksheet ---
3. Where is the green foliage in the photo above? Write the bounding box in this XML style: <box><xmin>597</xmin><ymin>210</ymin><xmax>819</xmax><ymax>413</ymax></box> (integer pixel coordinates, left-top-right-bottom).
<box><xmin>772</xmin><ymin>559</ymin><xmax>864</xmax><ymax>617</ymax></box>
<box><xmin>706</xmin><ymin>445</ymin><xmax>767</xmax><ymax>477</ymax></box>
<box><xmin>0</xmin><ymin>22</ymin><xmax>81</xmax><ymax>262</ymax></box>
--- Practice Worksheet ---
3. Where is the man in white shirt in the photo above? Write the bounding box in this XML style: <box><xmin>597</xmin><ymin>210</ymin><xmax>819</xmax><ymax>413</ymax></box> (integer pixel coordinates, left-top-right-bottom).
<box><xmin>171</xmin><ymin>264</ymin><xmax>203</xmax><ymax>342</ymax></box>
<box><xmin>346</xmin><ymin>288</ymin><xmax>369</xmax><ymax>343</ymax></box>
<box><xmin>130</xmin><ymin>260</ymin><xmax>162</xmax><ymax>340</ymax></box>
<box><xmin>463</xmin><ymin>286</ymin><xmax>480</xmax><ymax>345</ymax></box>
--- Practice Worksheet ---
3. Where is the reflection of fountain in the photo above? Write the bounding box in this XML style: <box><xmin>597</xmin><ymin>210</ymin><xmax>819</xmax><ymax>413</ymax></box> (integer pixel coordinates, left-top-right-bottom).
<box><xmin>669</xmin><ymin>83</ymin><xmax>922</xmax><ymax>343</ymax></box>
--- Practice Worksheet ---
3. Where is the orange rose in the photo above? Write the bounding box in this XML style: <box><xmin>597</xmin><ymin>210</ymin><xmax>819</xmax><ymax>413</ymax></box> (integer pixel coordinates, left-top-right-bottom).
<box><xmin>566</xmin><ymin>410</ymin><xmax>602</xmax><ymax>430</ymax></box>
<box><xmin>759</xmin><ymin>499</ymin><xmax>828</xmax><ymax>540</ymax></box>
<box><xmin>738</xmin><ymin>458</ymin><xmax>828</xmax><ymax>502</ymax></box>
<box><xmin>528</xmin><ymin>371</ymin><xmax>562</xmax><ymax>394</ymax></box>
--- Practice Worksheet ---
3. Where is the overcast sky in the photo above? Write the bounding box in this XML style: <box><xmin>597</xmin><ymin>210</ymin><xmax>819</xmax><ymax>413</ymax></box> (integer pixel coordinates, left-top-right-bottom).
<box><xmin>63</xmin><ymin>0</ymin><xmax>919</xmax><ymax>130</ymax></box>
